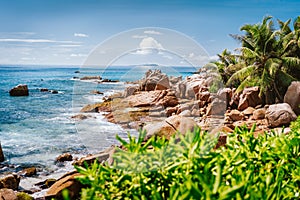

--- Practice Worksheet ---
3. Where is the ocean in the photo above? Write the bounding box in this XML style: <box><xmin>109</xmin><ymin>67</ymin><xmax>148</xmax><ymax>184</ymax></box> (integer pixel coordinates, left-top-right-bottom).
<box><xmin>0</xmin><ymin>65</ymin><xmax>195</xmax><ymax>173</ymax></box>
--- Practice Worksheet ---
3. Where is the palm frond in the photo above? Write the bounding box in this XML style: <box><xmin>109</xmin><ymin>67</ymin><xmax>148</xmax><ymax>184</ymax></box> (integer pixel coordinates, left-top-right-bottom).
<box><xmin>226</xmin><ymin>65</ymin><xmax>256</xmax><ymax>85</ymax></box>
<box><xmin>239</xmin><ymin>47</ymin><xmax>259</xmax><ymax>59</ymax></box>
<box><xmin>282</xmin><ymin>57</ymin><xmax>300</xmax><ymax>70</ymax></box>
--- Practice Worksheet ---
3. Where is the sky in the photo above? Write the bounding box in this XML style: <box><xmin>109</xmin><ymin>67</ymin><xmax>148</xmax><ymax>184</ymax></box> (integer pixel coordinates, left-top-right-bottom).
<box><xmin>0</xmin><ymin>0</ymin><xmax>299</xmax><ymax>66</ymax></box>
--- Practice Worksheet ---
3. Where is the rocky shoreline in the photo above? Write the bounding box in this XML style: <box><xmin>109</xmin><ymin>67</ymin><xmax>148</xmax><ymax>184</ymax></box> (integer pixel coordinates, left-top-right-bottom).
<box><xmin>1</xmin><ymin>68</ymin><xmax>299</xmax><ymax>199</ymax></box>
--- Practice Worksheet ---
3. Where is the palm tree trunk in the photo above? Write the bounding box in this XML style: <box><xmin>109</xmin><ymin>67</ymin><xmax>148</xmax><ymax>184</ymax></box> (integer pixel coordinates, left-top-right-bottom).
<box><xmin>273</xmin><ymin>82</ymin><xmax>283</xmax><ymax>102</ymax></box>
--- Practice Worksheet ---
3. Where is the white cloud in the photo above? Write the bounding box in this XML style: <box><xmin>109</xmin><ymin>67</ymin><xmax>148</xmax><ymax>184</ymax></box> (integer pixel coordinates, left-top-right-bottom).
<box><xmin>209</xmin><ymin>55</ymin><xmax>219</xmax><ymax>61</ymax></box>
<box><xmin>188</xmin><ymin>52</ymin><xmax>195</xmax><ymax>58</ymax></box>
<box><xmin>134</xmin><ymin>37</ymin><xmax>164</xmax><ymax>55</ymax></box>
<box><xmin>140</xmin><ymin>37</ymin><xmax>163</xmax><ymax>49</ymax></box>
<box><xmin>144</xmin><ymin>30</ymin><xmax>162</xmax><ymax>35</ymax></box>
<box><xmin>70</xmin><ymin>53</ymin><xmax>87</xmax><ymax>57</ymax></box>
<box><xmin>0</xmin><ymin>38</ymin><xmax>81</xmax><ymax>44</ymax></box>
<box><xmin>74</xmin><ymin>33</ymin><xmax>89</xmax><ymax>38</ymax></box>
<box><xmin>132</xmin><ymin>35</ymin><xmax>147</xmax><ymax>39</ymax></box>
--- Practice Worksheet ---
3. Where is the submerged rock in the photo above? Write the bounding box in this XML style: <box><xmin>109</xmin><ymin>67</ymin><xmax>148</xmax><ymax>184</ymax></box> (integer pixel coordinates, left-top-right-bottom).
<box><xmin>90</xmin><ymin>90</ymin><xmax>104</xmax><ymax>95</ymax></box>
<box><xmin>265</xmin><ymin>103</ymin><xmax>297</xmax><ymax>128</ymax></box>
<box><xmin>9</xmin><ymin>84</ymin><xmax>29</xmax><ymax>96</ymax></box>
<box><xmin>80</xmin><ymin>76</ymin><xmax>101</xmax><ymax>80</ymax></box>
<box><xmin>56</xmin><ymin>153</ymin><xmax>73</xmax><ymax>162</ymax></box>
<box><xmin>18</xmin><ymin>167</ymin><xmax>37</xmax><ymax>177</ymax></box>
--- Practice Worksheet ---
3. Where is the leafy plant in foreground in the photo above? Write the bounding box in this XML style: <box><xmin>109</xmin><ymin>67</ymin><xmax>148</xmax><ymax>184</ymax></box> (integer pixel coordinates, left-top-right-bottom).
<box><xmin>75</xmin><ymin>125</ymin><xmax>300</xmax><ymax>199</ymax></box>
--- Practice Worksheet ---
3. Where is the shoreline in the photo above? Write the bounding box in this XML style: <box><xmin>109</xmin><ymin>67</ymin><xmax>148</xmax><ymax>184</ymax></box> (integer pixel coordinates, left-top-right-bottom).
<box><xmin>1</xmin><ymin>66</ymin><xmax>298</xmax><ymax>199</ymax></box>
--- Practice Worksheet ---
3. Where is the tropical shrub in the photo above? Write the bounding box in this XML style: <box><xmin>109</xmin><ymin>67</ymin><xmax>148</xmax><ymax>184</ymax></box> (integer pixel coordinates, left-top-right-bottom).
<box><xmin>75</xmin><ymin>124</ymin><xmax>300</xmax><ymax>200</ymax></box>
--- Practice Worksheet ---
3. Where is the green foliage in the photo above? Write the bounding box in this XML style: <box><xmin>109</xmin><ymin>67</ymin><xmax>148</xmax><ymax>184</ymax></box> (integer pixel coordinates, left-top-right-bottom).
<box><xmin>213</xmin><ymin>16</ymin><xmax>300</xmax><ymax>104</ymax></box>
<box><xmin>76</xmin><ymin>126</ymin><xmax>300</xmax><ymax>200</ymax></box>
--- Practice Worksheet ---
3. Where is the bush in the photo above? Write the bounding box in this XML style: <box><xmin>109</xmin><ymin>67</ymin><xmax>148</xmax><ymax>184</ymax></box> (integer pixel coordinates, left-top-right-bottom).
<box><xmin>76</xmin><ymin>125</ymin><xmax>300</xmax><ymax>200</ymax></box>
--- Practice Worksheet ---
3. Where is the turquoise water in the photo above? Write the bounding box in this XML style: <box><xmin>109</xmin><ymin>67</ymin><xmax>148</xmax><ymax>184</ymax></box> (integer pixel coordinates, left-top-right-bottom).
<box><xmin>0</xmin><ymin>65</ymin><xmax>195</xmax><ymax>172</ymax></box>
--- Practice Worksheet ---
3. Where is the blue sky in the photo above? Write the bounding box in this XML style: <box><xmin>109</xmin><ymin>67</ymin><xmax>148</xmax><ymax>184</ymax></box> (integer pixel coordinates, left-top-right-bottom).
<box><xmin>0</xmin><ymin>0</ymin><xmax>299</xmax><ymax>65</ymax></box>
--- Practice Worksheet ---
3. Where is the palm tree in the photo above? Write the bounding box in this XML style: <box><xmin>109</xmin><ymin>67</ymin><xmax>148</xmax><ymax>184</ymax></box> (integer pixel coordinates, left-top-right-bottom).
<box><xmin>225</xmin><ymin>16</ymin><xmax>300</xmax><ymax>104</ymax></box>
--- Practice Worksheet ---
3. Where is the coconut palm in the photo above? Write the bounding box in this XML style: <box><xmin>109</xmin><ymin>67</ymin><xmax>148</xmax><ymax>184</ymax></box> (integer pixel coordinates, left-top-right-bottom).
<box><xmin>225</xmin><ymin>16</ymin><xmax>300</xmax><ymax>104</ymax></box>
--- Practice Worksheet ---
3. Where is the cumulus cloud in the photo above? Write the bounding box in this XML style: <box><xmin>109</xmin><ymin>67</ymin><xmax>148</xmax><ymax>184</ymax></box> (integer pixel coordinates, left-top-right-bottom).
<box><xmin>144</xmin><ymin>30</ymin><xmax>162</xmax><ymax>35</ymax></box>
<box><xmin>134</xmin><ymin>37</ymin><xmax>164</xmax><ymax>55</ymax></box>
<box><xmin>74</xmin><ymin>33</ymin><xmax>89</xmax><ymax>38</ymax></box>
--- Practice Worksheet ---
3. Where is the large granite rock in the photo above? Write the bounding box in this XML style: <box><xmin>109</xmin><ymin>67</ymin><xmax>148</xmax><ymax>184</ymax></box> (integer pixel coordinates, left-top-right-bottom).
<box><xmin>125</xmin><ymin>90</ymin><xmax>178</xmax><ymax>108</ymax></box>
<box><xmin>265</xmin><ymin>103</ymin><xmax>297</xmax><ymax>128</ymax></box>
<box><xmin>206</xmin><ymin>98</ymin><xmax>226</xmax><ymax>116</ymax></box>
<box><xmin>0</xmin><ymin>174</ymin><xmax>20</xmax><ymax>190</ymax></box>
<box><xmin>228</xmin><ymin>109</ymin><xmax>244</xmax><ymax>121</ymax></box>
<box><xmin>143</xmin><ymin>115</ymin><xmax>198</xmax><ymax>139</ymax></box>
<box><xmin>45</xmin><ymin>171</ymin><xmax>83</xmax><ymax>200</ymax></box>
<box><xmin>217</xmin><ymin>88</ymin><xmax>232</xmax><ymax>107</ymax></box>
<box><xmin>0</xmin><ymin>188</ymin><xmax>17</xmax><ymax>200</ymax></box>
<box><xmin>140</xmin><ymin>70</ymin><xmax>170</xmax><ymax>91</ymax></box>
<box><xmin>124</xmin><ymin>85</ymin><xmax>139</xmax><ymax>97</ymax></box>
<box><xmin>284</xmin><ymin>81</ymin><xmax>300</xmax><ymax>115</ymax></box>
<box><xmin>9</xmin><ymin>84</ymin><xmax>29</xmax><ymax>96</ymax></box>
<box><xmin>237</xmin><ymin>87</ymin><xmax>262</xmax><ymax>111</ymax></box>
<box><xmin>253</xmin><ymin>108</ymin><xmax>266</xmax><ymax>120</ymax></box>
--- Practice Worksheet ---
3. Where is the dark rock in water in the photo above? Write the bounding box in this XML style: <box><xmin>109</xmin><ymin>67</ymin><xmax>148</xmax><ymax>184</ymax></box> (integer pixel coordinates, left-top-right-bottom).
<box><xmin>0</xmin><ymin>188</ymin><xmax>17</xmax><ymax>200</ymax></box>
<box><xmin>45</xmin><ymin>171</ymin><xmax>83</xmax><ymax>200</ymax></box>
<box><xmin>35</xmin><ymin>178</ymin><xmax>56</xmax><ymax>189</ymax></box>
<box><xmin>74</xmin><ymin>70</ymin><xmax>80</xmax><ymax>73</ymax></box>
<box><xmin>0</xmin><ymin>174</ymin><xmax>20</xmax><ymax>190</ymax></box>
<box><xmin>73</xmin><ymin>76</ymin><xmax>79</xmax><ymax>79</ymax></box>
<box><xmin>0</xmin><ymin>143</ymin><xmax>4</xmax><ymax>162</ymax></box>
<box><xmin>56</xmin><ymin>153</ymin><xmax>73</xmax><ymax>162</ymax></box>
<box><xmin>40</xmin><ymin>88</ymin><xmax>49</xmax><ymax>92</ymax></box>
<box><xmin>18</xmin><ymin>167</ymin><xmax>37</xmax><ymax>177</ymax></box>
<box><xmin>50</xmin><ymin>90</ymin><xmax>58</xmax><ymax>94</ymax></box>
<box><xmin>100</xmin><ymin>79</ymin><xmax>119</xmax><ymax>83</ymax></box>
<box><xmin>71</xmin><ymin>114</ymin><xmax>92</xmax><ymax>120</ymax></box>
<box><xmin>284</xmin><ymin>81</ymin><xmax>300</xmax><ymax>115</ymax></box>
<box><xmin>90</xmin><ymin>90</ymin><xmax>104</xmax><ymax>95</ymax></box>
<box><xmin>9</xmin><ymin>84</ymin><xmax>29</xmax><ymax>96</ymax></box>
<box><xmin>80</xmin><ymin>76</ymin><xmax>101</xmax><ymax>80</ymax></box>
